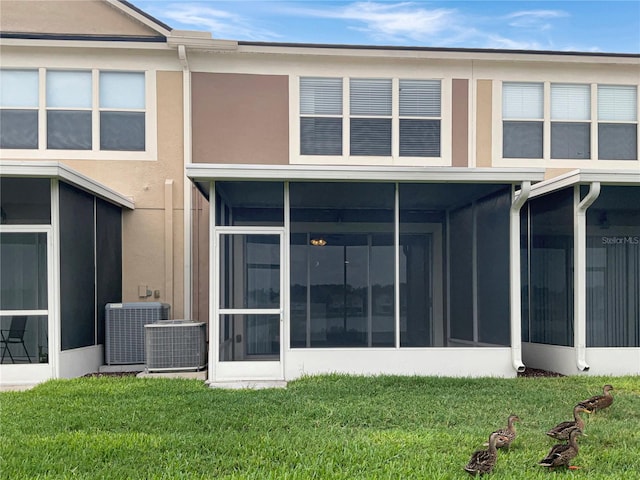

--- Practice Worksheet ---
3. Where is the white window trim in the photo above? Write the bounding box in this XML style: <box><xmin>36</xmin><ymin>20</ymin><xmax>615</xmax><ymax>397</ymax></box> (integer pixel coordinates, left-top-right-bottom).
<box><xmin>291</xmin><ymin>75</ymin><xmax>450</xmax><ymax>167</ymax></box>
<box><xmin>495</xmin><ymin>81</ymin><xmax>639</xmax><ymax>168</ymax></box>
<box><xmin>0</xmin><ymin>68</ymin><xmax>157</xmax><ymax>161</ymax></box>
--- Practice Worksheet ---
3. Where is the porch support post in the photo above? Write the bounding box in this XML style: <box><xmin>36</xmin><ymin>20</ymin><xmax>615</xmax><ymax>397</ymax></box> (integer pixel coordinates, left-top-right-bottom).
<box><xmin>574</xmin><ymin>182</ymin><xmax>600</xmax><ymax>372</ymax></box>
<box><xmin>509</xmin><ymin>181</ymin><xmax>530</xmax><ymax>373</ymax></box>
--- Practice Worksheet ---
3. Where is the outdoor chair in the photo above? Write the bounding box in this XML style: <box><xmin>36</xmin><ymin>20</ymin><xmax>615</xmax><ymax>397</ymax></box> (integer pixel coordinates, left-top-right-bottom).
<box><xmin>0</xmin><ymin>316</ymin><xmax>32</xmax><ymax>363</ymax></box>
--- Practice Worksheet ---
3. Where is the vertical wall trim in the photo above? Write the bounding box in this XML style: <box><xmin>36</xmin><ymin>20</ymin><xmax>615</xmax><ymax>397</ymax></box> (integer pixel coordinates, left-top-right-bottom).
<box><xmin>451</xmin><ymin>79</ymin><xmax>469</xmax><ymax>167</ymax></box>
<box><xmin>165</xmin><ymin>179</ymin><xmax>174</xmax><ymax>313</ymax></box>
<box><xmin>476</xmin><ymin>80</ymin><xmax>493</xmax><ymax>167</ymax></box>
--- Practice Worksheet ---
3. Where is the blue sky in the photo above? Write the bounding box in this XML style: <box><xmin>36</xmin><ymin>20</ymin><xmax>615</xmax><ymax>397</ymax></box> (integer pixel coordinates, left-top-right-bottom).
<box><xmin>135</xmin><ymin>1</ymin><xmax>640</xmax><ymax>53</ymax></box>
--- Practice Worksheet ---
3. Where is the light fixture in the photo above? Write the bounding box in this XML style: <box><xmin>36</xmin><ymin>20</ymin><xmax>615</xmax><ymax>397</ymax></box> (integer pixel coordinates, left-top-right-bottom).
<box><xmin>310</xmin><ymin>237</ymin><xmax>327</xmax><ymax>246</ymax></box>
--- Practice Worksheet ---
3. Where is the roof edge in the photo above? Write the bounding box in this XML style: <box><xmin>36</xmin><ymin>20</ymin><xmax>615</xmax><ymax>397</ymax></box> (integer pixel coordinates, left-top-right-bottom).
<box><xmin>0</xmin><ymin>161</ymin><xmax>134</xmax><ymax>209</ymax></box>
<box><xmin>237</xmin><ymin>41</ymin><xmax>640</xmax><ymax>59</ymax></box>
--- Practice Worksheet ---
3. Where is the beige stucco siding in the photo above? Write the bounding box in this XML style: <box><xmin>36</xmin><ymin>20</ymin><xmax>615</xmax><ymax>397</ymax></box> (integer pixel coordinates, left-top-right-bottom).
<box><xmin>0</xmin><ymin>0</ymin><xmax>159</xmax><ymax>36</ymax></box>
<box><xmin>192</xmin><ymin>72</ymin><xmax>289</xmax><ymax>165</ymax></box>
<box><xmin>452</xmin><ymin>79</ymin><xmax>469</xmax><ymax>167</ymax></box>
<box><xmin>65</xmin><ymin>71</ymin><xmax>186</xmax><ymax>318</ymax></box>
<box><xmin>476</xmin><ymin>79</ymin><xmax>493</xmax><ymax>168</ymax></box>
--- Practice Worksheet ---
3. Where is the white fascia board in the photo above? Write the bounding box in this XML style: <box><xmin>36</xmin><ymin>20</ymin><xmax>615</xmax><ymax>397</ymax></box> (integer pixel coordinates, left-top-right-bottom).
<box><xmin>530</xmin><ymin>169</ymin><xmax>640</xmax><ymax>198</ymax></box>
<box><xmin>0</xmin><ymin>38</ymin><xmax>171</xmax><ymax>51</ymax></box>
<box><xmin>0</xmin><ymin>160</ymin><xmax>134</xmax><ymax>209</ymax></box>
<box><xmin>186</xmin><ymin>163</ymin><xmax>545</xmax><ymax>183</ymax></box>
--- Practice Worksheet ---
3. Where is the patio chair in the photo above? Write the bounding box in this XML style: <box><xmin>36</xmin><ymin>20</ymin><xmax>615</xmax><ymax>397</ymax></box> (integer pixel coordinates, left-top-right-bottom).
<box><xmin>1</xmin><ymin>316</ymin><xmax>32</xmax><ymax>363</ymax></box>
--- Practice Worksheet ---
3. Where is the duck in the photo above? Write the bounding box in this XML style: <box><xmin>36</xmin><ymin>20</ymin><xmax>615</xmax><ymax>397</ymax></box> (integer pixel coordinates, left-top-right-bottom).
<box><xmin>538</xmin><ymin>427</ymin><xmax>583</xmax><ymax>470</ymax></box>
<box><xmin>464</xmin><ymin>432</ymin><xmax>500</xmax><ymax>476</ymax></box>
<box><xmin>546</xmin><ymin>405</ymin><xmax>591</xmax><ymax>440</ymax></box>
<box><xmin>484</xmin><ymin>414</ymin><xmax>520</xmax><ymax>449</ymax></box>
<box><xmin>578</xmin><ymin>384</ymin><xmax>614</xmax><ymax>412</ymax></box>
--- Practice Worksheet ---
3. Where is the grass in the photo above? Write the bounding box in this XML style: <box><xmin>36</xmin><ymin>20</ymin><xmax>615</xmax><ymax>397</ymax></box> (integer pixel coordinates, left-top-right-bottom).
<box><xmin>1</xmin><ymin>374</ymin><xmax>639</xmax><ymax>479</ymax></box>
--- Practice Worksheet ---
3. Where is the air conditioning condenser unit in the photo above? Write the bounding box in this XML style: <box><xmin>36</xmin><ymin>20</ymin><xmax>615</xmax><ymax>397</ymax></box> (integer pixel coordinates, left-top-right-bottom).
<box><xmin>145</xmin><ymin>320</ymin><xmax>207</xmax><ymax>372</ymax></box>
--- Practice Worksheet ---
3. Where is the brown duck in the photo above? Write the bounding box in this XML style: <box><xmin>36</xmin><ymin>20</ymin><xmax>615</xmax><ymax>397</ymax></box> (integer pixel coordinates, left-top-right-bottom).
<box><xmin>546</xmin><ymin>405</ymin><xmax>591</xmax><ymax>440</ymax></box>
<box><xmin>578</xmin><ymin>384</ymin><xmax>614</xmax><ymax>412</ymax></box>
<box><xmin>539</xmin><ymin>427</ymin><xmax>583</xmax><ymax>470</ymax></box>
<box><xmin>484</xmin><ymin>414</ymin><xmax>520</xmax><ymax>449</ymax></box>
<box><xmin>465</xmin><ymin>432</ymin><xmax>501</xmax><ymax>475</ymax></box>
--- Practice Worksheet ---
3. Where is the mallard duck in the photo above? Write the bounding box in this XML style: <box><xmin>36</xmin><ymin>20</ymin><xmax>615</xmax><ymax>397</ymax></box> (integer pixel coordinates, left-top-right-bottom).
<box><xmin>578</xmin><ymin>384</ymin><xmax>614</xmax><ymax>412</ymax></box>
<box><xmin>465</xmin><ymin>432</ymin><xmax>500</xmax><ymax>476</ymax></box>
<box><xmin>538</xmin><ymin>427</ymin><xmax>582</xmax><ymax>470</ymax></box>
<box><xmin>484</xmin><ymin>414</ymin><xmax>520</xmax><ymax>449</ymax></box>
<box><xmin>546</xmin><ymin>405</ymin><xmax>591</xmax><ymax>440</ymax></box>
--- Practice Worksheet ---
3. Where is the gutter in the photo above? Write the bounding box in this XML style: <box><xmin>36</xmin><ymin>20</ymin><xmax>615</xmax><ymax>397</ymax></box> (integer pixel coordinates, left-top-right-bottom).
<box><xmin>509</xmin><ymin>181</ymin><xmax>530</xmax><ymax>373</ymax></box>
<box><xmin>574</xmin><ymin>182</ymin><xmax>601</xmax><ymax>372</ymax></box>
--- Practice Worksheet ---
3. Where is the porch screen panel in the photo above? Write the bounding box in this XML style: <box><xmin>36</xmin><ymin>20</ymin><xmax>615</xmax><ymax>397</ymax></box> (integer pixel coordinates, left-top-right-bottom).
<box><xmin>215</xmin><ymin>181</ymin><xmax>284</xmax><ymax>226</ymax></box>
<box><xmin>59</xmin><ymin>182</ymin><xmax>96</xmax><ymax>350</ymax></box>
<box><xmin>476</xmin><ymin>188</ymin><xmax>511</xmax><ymax>345</ymax></box>
<box><xmin>0</xmin><ymin>177</ymin><xmax>50</xmax><ymax>225</ymax></box>
<box><xmin>528</xmin><ymin>188</ymin><xmax>574</xmax><ymax>346</ymax></box>
<box><xmin>289</xmin><ymin>182</ymin><xmax>395</xmax><ymax>348</ymax></box>
<box><xmin>520</xmin><ymin>204</ymin><xmax>530</xmax><ymax>342</ymax></box>
<box><xmin>449</xmin><ymin>205</ymin><xmax>474</xmax><ymax>342</ymax></box>
<box><xmin>586</xmin><ymin>186</ymin><xmax>640</xmax><ymax>347</ymax></box>
<box><xmin>96</xmin><ymin>199</ymin><xmax>122</xmax><ymax>346</ymax></box>
<box><xmin>0</xmin><ymin>232</ymin><xmax>47</xmax><ymax>311</ymax></box>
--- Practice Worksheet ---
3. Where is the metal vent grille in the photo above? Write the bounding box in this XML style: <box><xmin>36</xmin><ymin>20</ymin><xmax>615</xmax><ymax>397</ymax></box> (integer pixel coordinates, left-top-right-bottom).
<box><xmin>145</xmin><ymin>321</ymin><xmax>207</xmax><ymax>372</ymax></box>
<box><xmin>105</xmin><ymin>302</ymin><xmax>170</xmax><ymax>365</ymax></box>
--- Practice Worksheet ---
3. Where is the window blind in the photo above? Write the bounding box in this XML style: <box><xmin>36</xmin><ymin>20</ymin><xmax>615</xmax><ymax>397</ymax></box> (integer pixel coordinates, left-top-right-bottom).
<box><xmin>399</xmin><ymin>79</ymin><xmax>441</xmax><ymax>117</ymax></box>
<box><xmin>503</xmin><ymin>82</ymin><xmax>543</xmax><ymax>119</ymax></box>
<box><xmin>350</xmin><ymin>78</ymin><xmax>392</xmax><ymax>116</ymax></box>
<box><xmin>551</xmin><ymin>83</ymin><xmax>590</xmax><ymax>120</ymax></box>
<box><xmin>598</xmin><ymin>85</ymin><xmax>637</xmax><ymax>121</ymax></box>
<box><xmin>300</xmin><ymin>77</ymin><xmax>342</xmax><ymax>115</ymax></box>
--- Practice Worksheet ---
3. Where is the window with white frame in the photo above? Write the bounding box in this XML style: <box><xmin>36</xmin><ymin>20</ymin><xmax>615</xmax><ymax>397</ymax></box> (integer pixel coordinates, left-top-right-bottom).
<box><xmin>399</xmin><ymin>79</ymin><xmax>441</xmax><ymax>157</ymax></box>
<box><xmin>299</xmin><ymin>77</ymin><xmax>343</xmax><ymax>155</ymax></box>
<box><xmin>551</xmin><ymin>83</ymin><xmax>591</xmax><ymax>159</ymax></box>
<box><xmin>502</xmin><ymin>82</ymin><xmax>544</xmax><ymax>159</ymax></box>
<box><xmin>598</xmin><ymin>85</ymin><xmax>637</xmax><ymax>160</ymax></box>
<box><xmin>299</xmin><ymin>76</ymin><xmax>442</xmax><ymax>158</ymax></box>
<box><xmin>350</xmin><ymin>78</ymin><xmax>392</xmax><ymax>156</ymax></box>
<box><xmin>0</xmin><ymin>68</ymin><xmax>146</xmax><ymax>152</ymax></box>
<box><xmin>0</xmin><ymin>69</ymin><xmax>39</xmax><ymax>149</ymax></box>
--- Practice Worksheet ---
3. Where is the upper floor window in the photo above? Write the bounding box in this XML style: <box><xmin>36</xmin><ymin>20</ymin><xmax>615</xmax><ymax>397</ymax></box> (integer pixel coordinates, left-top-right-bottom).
<box><xmin>0</xmin><ymin>68</ymin><xmax>145</xmax><ymax>152</ymax></box>
<box><xmin>502</xmin><ymin>82</ymin><xmax>543</xmax><ymax>159</ymax></box>
<box><xmin>502</xmin><ymin>81</ymin><xmax>637</xmax><ymax>161</ymax></box>
<box><xmin>0</xmin><ymin>69</ymin><xmax>39</xmax><ymax>149</ymax></box>
<box><xmin>598</xmin><ymin>85</ymin><xmax>637</xmax><ymax>160</ymax></box>
<box><xmin>551</xmin><ymin>83</ymin><xmax>591</xmax><ymax>159</ymax></box>
<box><xmin>300</xmin><ymin>76</ymin><xmax>441</xmax><ymax>158</ymax></box>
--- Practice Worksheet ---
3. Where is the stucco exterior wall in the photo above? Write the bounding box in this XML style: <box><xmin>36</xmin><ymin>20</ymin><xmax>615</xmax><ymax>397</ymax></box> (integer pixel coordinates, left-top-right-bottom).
<box><xmin>191</xmin><ymin>72</ymin><xmax>289</xmax><ymax>165</ymax></box>
<box><xmin>0</xmin><ymin>0</ymin><xmax>158</xmax><ymax>36</ymax></box>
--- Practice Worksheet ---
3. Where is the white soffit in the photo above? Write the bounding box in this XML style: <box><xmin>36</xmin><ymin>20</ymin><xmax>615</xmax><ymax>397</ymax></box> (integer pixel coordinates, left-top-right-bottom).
<box><xmin>0</xmin><ymin>161</ymin><xmax>134</xmax><ymax>209</ymax></box>
<box><xmin>529</xmin><ymin>169</ymin><xmax>640</xmax><ymax>198</ymax></box>
<box><xmin>186</xmin><ymin>163</ymin><xmax>545</xmax><ymax>184</ymax></box>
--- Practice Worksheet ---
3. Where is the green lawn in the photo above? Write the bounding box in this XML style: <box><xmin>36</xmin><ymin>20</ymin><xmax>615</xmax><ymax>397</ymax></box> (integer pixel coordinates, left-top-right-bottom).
<box><xmin>1</xmin><ymin>374</ymin><xmax>639</xmax><ymax>479</ymax></box>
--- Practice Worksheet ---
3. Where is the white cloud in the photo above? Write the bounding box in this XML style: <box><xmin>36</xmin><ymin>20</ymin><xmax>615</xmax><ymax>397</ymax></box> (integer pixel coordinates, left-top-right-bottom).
<box><xmin>505</xmin><ymin>9</ymin><xmax>569</xmax><ymax>30</ymax></box>
<box><xmin>149</xmin><ymin>3</ymin><xmax>281</xmax><ymax>40</ymax></box>
<box><xmin>286</xmin><ymin>2</ymin><xmax>458</xmax><ymax>43</ymax></box>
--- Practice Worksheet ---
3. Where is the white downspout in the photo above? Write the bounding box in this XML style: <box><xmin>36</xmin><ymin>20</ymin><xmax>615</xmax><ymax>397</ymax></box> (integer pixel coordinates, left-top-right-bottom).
<box><xmin>178</xmin><ymin>44</ymin><xmax>193</xmax><ymax>320</ymax></box>
<box><xmin>509</xmin><ymin>181</ymin><xmax>530</xmax><ymax>373</ymax></box>
<box><xmin>574</xmin><ymin>182</ymin><xmax>600</xmax><ymax>372</ymax></box>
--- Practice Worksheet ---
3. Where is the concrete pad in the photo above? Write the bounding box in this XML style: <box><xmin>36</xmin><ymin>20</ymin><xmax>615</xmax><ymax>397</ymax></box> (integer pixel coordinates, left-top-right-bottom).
<box><xmin>207</xmin><ymin>380</ymin><xmax>288</xmax><ymax>390</ymax></box>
